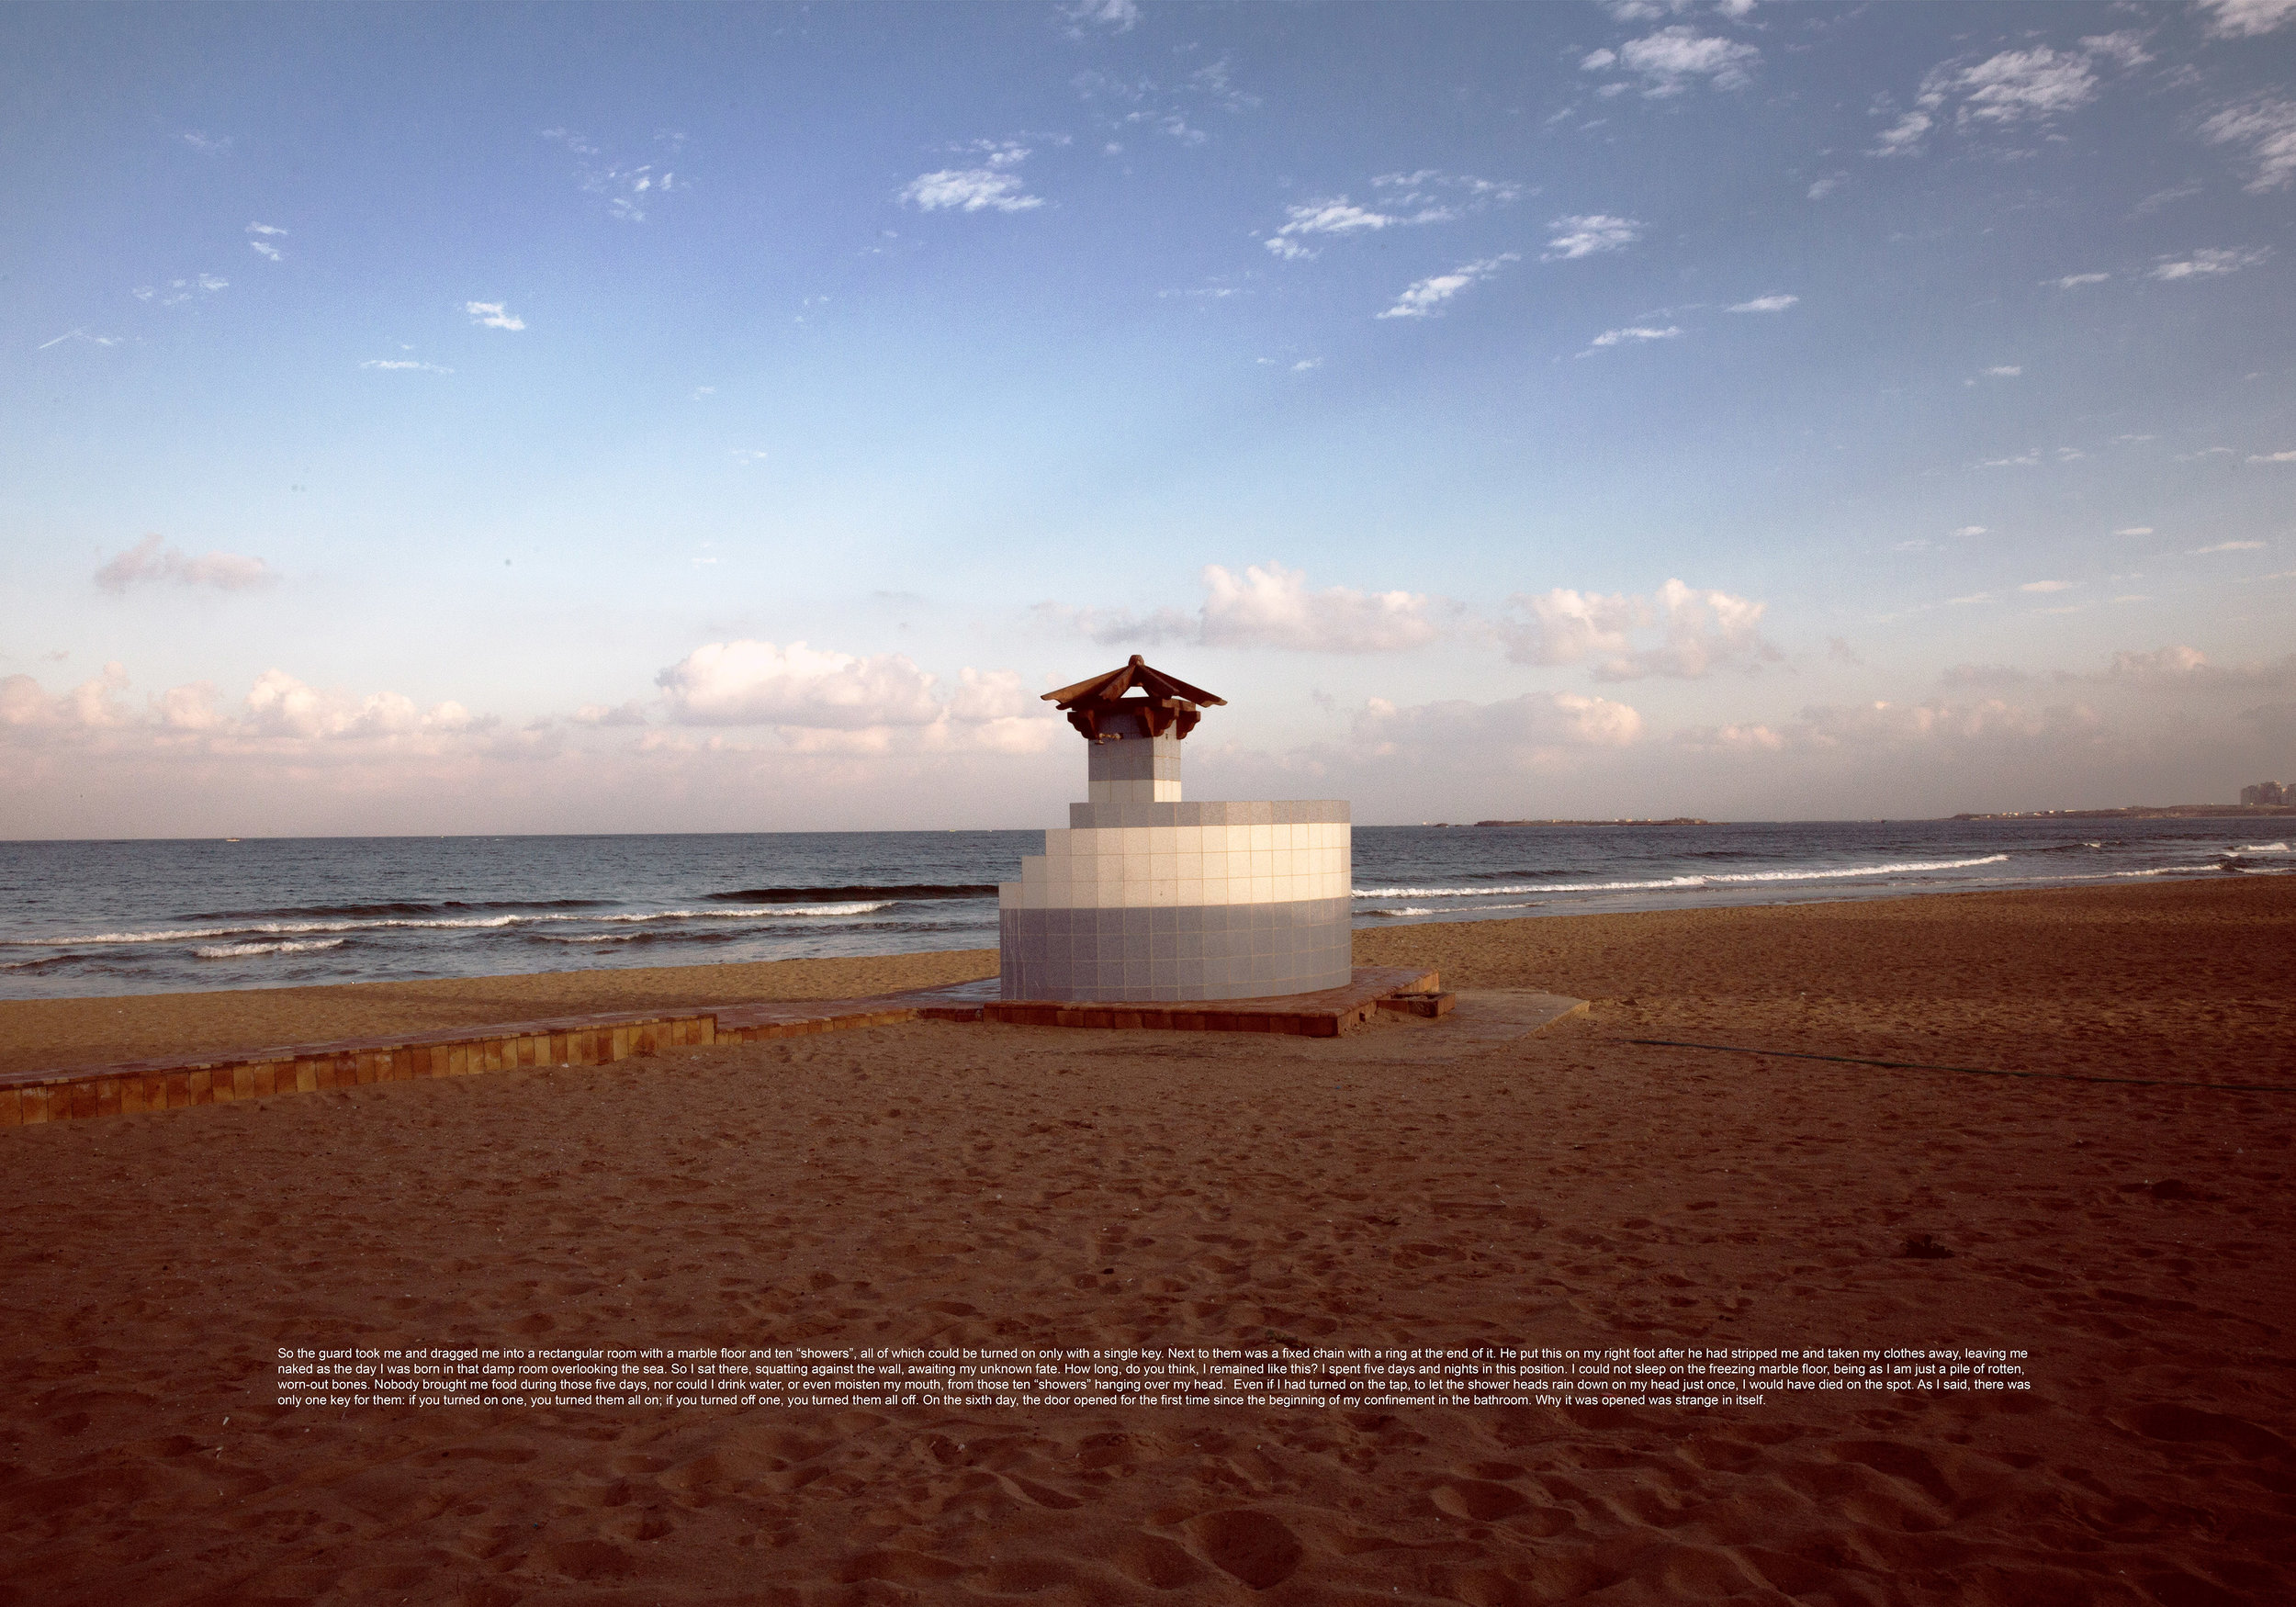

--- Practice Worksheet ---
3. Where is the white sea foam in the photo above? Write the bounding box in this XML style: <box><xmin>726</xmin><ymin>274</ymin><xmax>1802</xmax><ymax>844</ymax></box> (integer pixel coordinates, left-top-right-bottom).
<box><xmin>2239</xmin><ymin>842</ymin><xmax>2290</xmax><ymax>853</ymax></box>
<box><xmin>194</xmin><ymin>938</ymin><xmax>350</xmax><ymax>960</ymax></box>
<box><xmin>20</xmin><ymin>902</ymin><xmax>894</xmax><ymax>948</ymax></box>
<box><xmin>1353</xmin><ymin>853</ymin><xmax>2010</xmax><ymax>900</ymax></box>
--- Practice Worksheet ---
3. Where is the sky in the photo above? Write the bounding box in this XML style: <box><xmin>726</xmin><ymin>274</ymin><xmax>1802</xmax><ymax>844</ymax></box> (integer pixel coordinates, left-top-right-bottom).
<box><xmin>4</xmin><ymin>0</ymin><xmax>2293</xmax><ymax>837</ymax></box>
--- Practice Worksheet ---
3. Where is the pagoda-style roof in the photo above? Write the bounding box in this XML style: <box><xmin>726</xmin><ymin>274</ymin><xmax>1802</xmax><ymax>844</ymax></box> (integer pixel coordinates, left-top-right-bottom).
<box><xmin>1042</xmin><ymin>655</ymin><xmax>1226</xmax><ymax>741</ymax></box>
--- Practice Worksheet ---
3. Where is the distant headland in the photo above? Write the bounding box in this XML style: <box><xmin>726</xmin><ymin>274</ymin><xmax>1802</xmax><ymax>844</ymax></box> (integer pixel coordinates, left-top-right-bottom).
<box><xmin>1458</xmin><ymin>818</ymin><xmax>1713</xmax><ymax>828</ymax></box>
<box><xmin>1953</xmin><ymin>804</ymin><xmax>2296</xmax><ymax>821</ymax></box>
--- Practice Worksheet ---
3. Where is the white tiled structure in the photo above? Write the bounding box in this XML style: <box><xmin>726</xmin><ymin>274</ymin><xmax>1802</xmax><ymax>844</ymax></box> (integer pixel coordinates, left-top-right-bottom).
<box><xmin>1004</xmin><ymin>818</ymin><xmax>1353</xmax><ymax>910</ymax></box>
<box><xmin>997</xmin><ymin>742</ymin><xmax>1354</xmax><ymax>1001</ymax></box>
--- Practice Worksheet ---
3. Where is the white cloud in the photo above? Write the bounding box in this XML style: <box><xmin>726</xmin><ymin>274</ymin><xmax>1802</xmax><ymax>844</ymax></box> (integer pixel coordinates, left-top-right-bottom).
<box><xmin>2198</xmin><ymin>0</ymin><xmax>2296</xmax><ymax>38</ymax></box>
<box><xmin>650</xmin><ymin>641</ymin><xmax>1053</xmax><ymax>755</ymax></box>
<box><xmin>1953</xmin><ymin>525</ymin><xmax>1989</xmax><ymax>537</ymax></box>
<box><xmin>1947</xmin><ymin>47</ymin><xmax>2102</xmax><ymax>126</ymax></box>
<box><xmin>1728</xmin><ymin>294</ymin><xmax>1797</xmax><ymax>312</ymax></box>
<box><xmin>247</xmin><ymin>222</ymin><xmax>287</xmax><ymax>236</ymax></box>
<box><xmin>899</xmin><ymin>167</ymin><xmax>1044</xmax><ymax>214</ymax></box>
<box><xmin>542</xmin><ymin>129</ymin><xmax>686</xmax><ymax>222</ymax></box>
<box><xmin>1265</xmin><ymin>197</ymin><xmax>1401</xmax><ymax>258</ymax></box>
<box><xmin>1063</xmin><ymin>0</ymin><xmax>1140</xmax><ymax>32</ymax></box>
<box><xmin>1978</xmin><ymin>449</ymin><xmax>2043</xmax><ymax>467</ymax></box>
<box><xmin>1871</xmin><ymin>110</ymin><xmax>1933</xmax><ymax>157</ymax></box>
<box><xmin>35</xmin><ymin>328</ymin><xmax>125</xmax><ymax>350</ymax></box>
<box><xmin>1583</xmin><ymin>324</ymin><xmax>1683</xmax><ymax>353</ymax></box>
<box><xmin>1806</xmin><ymin>175</ymin><xmax>1843</xmax><ymax>200</ymax></box>
<box><xmin>1984</xmin><ymin>365</ymin><xmax>2023</xmax><ymax>377</ymax></box>
<box><xmin>2050</xmin><ymin>273</ymin><xmax>2110</xmax><ymax>287</ymax></box>
<box><xmin>249</xmin><ymin>240</ymin><xmax>282</xmax><ymax>262</ymax></box>
<box><xmin>465</xmin><ymin>300</ymin><xmax>525</xmax><ymax>331</ymax></box>
<box><xmin>360</xmin><ymin>359</ymin><xmax>453</xmax><ymax>374</ymax></box>
<box><xmin>1352</xmin><ymin>691</ymin><xmax>1645</xmax><ymax>768</ymax></box>
<box><xmin>0</xmin><ymin>662</ymin><xmax>136</xmax><ymax>732</ymax></box>
<box><xmin>572</xmin><ymin>700</ymin><xmax>649</xmax><ymax>728</ymax></box>
<box><xmin>181</xmin><ymin>131</ymin><xmax>231</xmax><ymax>155</ymax></box>
<box><xmin>2020</xmin><ymin>579</ymin><xmax>2075</xmax><ymax>593</ymax></box>
<box><xmin>2247</xmin><ymin>450</ymin><xmax>2296</xmax><ymax>464</ymax></box>
<box><xmin>94</xmin><ymin>534</ymin><xmax>276</xmax><ymax>594</ymax></box>
<box><xmin>2200</xmin><ymin>98</ymin><xmax>2296</xmax><ymax>193</ymax></box>
<box><xmin>1045</xmin><ymin>562</ymin><xmax>1447</xmax><ymax>654</ymax></box>
<box><xmin>2114</xmin><ymin>526</ymin><xmax>2155</xmax><ymax>535</ymax></box>
<box><xmin>1503</xmin><ymin>579</ymin><xmax>1776</xmax><ymax>680</ymax></box>
<box><xmin>2192</xmin><ymin>539</ymin><xmax>2268</xmax><ymax>552</ymax></box>
<box><xmin>1582</xmin><ymin>27</ymin><xmax>1761</xmax><ymax>96</ymax></box>
<box><xmin>1543</xmin><ymin>213</ymin><xmax>1642</xmax><ymax>260</ymax></box>
<box><xmin>1879</xmin><ymin>34</ymin><xmax>2147</xmax><ymax>158</ymax></box>
<box><xmin>1377</xmin><ymin>253</ymin><xmax>1518</xmax><ymax>320</ymax></box>
<box><xmin>242</xmin><ymin>671</ymin><xmax>483</xmax><ymax>741</ymax></box>
<box><xmin>2151</xmin><ymin>247</ymin><xmax>2270</xmax><ymax>280</ymax></box>
<box><xmin>656</xmin><ymin>641</ymin><xmax>942</xmax><ymax>729</ymax></box>
<box><xmin>1261</xmin><ymin>178</ymin><xmax>1518</xmax><ymax>261</ymax></box>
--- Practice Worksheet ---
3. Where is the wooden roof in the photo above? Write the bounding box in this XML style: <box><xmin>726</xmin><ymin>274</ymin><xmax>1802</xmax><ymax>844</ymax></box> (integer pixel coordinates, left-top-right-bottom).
<box><xmin>1041</xmin><ymin>656</ymin><xmax>1225</xmax><ymax>741</ymax></box>
<box><xmin>1041</xmin><ymin>656</ymin><xmax>1225</xmax><ymax>712</ymax></box>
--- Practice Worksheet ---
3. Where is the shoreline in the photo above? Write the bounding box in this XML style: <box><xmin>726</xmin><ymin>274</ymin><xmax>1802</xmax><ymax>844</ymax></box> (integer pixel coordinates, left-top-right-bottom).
<box><xmin>2</xmin><ymin>873</ymin><xmax>2284</xmax><ymax>1079</ymax></box>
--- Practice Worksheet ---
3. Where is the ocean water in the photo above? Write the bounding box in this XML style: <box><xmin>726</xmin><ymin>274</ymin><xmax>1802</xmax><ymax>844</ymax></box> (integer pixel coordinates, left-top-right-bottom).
<box><xmin>0</xmin><ymin>818</ymin><xmax>2284</xmax><ymax>1001</ymax></box>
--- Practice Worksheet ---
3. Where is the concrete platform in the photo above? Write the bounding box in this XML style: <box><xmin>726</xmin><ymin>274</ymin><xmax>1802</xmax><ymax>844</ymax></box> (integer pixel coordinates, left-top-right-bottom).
<box><xmin>980</xmin><ymin>966</ymin><xmax>1441</xmax><ymax>1038</ymax></box>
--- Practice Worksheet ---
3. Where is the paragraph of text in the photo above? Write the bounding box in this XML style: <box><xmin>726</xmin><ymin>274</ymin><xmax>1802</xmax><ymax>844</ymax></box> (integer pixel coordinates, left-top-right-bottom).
<box><xmin>275</xmin><ymin>1342</ymin><xmax>2032</xmax><ymax>1410</ymax></box>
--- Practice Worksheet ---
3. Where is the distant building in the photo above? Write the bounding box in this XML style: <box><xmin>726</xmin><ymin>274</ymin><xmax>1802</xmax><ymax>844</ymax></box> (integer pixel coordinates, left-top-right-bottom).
<box><xmin>2241</xmin><ymin>781</ymin><xmax>2287</xmax><ymax>805</ymax></box>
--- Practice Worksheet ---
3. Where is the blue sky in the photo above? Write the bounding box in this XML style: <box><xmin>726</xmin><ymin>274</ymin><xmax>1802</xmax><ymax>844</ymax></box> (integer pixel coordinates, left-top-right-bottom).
<box><xmin>5</xmin><ymin>0</ymin><xmax>2293</xmax><ymax>836</ymax></box>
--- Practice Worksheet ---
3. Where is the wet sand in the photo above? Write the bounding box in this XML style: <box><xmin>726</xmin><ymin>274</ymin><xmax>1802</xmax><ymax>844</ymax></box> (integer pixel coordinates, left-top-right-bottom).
<box><xmin>3</xmin><ymin>877</ymin><xmax>2291</xmax><ymax>1605</ymax></box>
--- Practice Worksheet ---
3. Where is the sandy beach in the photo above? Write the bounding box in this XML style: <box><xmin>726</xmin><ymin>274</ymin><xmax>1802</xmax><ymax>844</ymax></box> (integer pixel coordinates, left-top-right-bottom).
<box><xmin>4</xmin><ymin>876</ymin><xmax>2291</xmax><ymax>1604</ymax></box>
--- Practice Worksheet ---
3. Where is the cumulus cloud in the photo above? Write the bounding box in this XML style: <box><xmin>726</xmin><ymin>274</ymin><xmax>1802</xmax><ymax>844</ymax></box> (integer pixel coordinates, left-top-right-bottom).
<box><xmin>1582</xmin><ymin>26</ymin><xmax>1761</xmax><ymax>96</ymax></box>
<box><xmin>2051</xmin><ymin>273</ymin><xmax>2110</xmax><ymax>288</ymax></box>
<box><xmin>1728</xmin><ymin>294</ymin><xmax>1797</xmax><ymax>312</ymax></box>
<box><xmin>2198</xmin><ymin>0</ymin><xmax>2296</xmax><ymax>38</ymax></box>
<box><xmin>651</xmin><ymin>640</ymin><xmax>1055</xmax><ymax>753</ymax></box>
<box><xmin>360</xmin><ymin>358</ymin><xmax>454</xmax><ymax>374</ymax></box>
<box><xmin>0</xmin><ymin>662</ymin><xmax>137</xmax><ymax>732</ymax></box>
<box><xmin>245</xmin><ymin>222</ymin><xmax>287</xmax><ymax>262</ymax></box>
<box><xmin>1353</xmin><ymin>691</ymin><xmax>1645</xmax><ymax>768</ymax></box>
<box><xmin>1877</xmin><ymin>33</ymin><xmax>2148</xmax><ymax>157</ymax></box>
<box><xmin>1502</xmin><ymin>579</ymin><xmax>1776</xmax><ymax>680</ymax></box>
<box><xmin>2247</xmin><ymin>450</ymin><xmax>2296</xmax><ymax>464</ymax></box>
<box><xmin>1044</xmin><ymin>562</ymin><xmax>1448</xmax><ymax>654</ymax></box>
<box><xmin>466</xmin><ymin>300</ymin><xmax>525</xmax><ymax>330</ymax></box>
<box><xmin>1543</xmin><ymin>214</ymin><xmax>1642</xmax><ymax>261</ymax></box>
<box><xmin>94</xmin><ymin>534</ymin><xmax>276</xmax><ymax>594</ymax></box>
<box><xmin>1377</xmin><ymin>253</ymin><xmax>1518</xmax><ymax>320</ymax></box>
<box><xmin>571</xmin><ymin>700</ymin><xmax>649</xmax><ymax>727</ymax></box>
<box><xmin>2200</xmin><ymin>97</ymin><xmax>2296</xmax><ymax>193</ymax></box>
<box><xmin>0</xmin><ymin>664</ymin><xmax>485</xmax><ymax>747</ymax></box>
<box><xmin>899</xmin><ymin>165</ymin><xmax>1044</xmax><ymax>213</ymax></box>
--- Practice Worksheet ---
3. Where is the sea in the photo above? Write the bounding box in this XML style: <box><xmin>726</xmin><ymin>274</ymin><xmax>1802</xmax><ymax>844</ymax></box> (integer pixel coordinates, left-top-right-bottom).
<box><xmin>0</xmin><ymin>817</ymin><xmax>2286</xmax><ymax>1001</ymax></box>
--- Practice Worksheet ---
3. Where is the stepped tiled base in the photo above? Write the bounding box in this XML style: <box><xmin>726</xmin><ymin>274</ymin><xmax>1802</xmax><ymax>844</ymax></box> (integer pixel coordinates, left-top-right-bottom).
<box><xmin>998</xmin><ymin>799</ymin><xmax>1354</xmax><ymax>1002</ymax></box>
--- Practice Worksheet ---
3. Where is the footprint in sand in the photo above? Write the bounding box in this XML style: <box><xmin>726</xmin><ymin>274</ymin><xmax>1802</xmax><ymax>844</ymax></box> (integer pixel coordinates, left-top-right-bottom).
<box><xmin>1179</xmin><ymin>1509</ymin><xmax>1304</xmax><ymax>1590</ymax></box>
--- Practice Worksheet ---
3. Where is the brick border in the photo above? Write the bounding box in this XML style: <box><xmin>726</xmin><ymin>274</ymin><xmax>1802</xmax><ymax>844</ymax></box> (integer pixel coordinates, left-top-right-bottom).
<box><xmin>0</xmin><ymin>969</ymin><xmax>1438</xmax><ymax>1128</ymax></box>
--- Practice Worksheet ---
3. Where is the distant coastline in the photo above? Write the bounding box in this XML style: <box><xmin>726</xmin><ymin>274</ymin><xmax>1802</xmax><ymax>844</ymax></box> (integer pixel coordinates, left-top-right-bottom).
<box><xmin>1454</xmin><ymin>819</ymin><xmax>1714</xmax><ymax>828</ymax></box>
<box><xmin>1951</xmin><ymin>804</ymin><xmax>2296</xmax><ymax>821</ymax></box>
